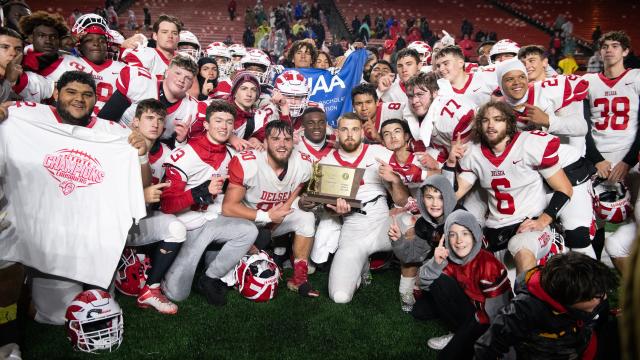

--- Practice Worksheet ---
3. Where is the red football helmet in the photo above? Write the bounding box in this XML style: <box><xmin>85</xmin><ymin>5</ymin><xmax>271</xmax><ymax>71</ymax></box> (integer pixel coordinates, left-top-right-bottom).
<box><xmin>114</xmin><ymin>247</ymin><xmax>150</xmax><ymax>296</ymax></box>
<box><xmin>593</xmin><ymin>179</ymin><xmax>633</xmax><ymax>223</ymax></box>
<box><xmin>234</xmin><ymin>251</ymin><xmax>280</xmax><ymax>302</ymax></box>
<box><xmin>65</xmin><ymin>290</ymin><xmax>123</xmax><ymax>353</ymax></box>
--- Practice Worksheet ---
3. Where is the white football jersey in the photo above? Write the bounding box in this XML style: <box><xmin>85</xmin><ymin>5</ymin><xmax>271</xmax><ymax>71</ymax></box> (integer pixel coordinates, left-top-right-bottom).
<box><xmin>533</xmin><ymin>74</ymin><xmax>589</xmax><ymax>112</ymax></box>
<box><xmin>451</xmin><ymin>72</ymin><xmax>498</xmax><ymax>107</ymax></box>
<box><xmin>320</xmin><ymin>144</ymin><xmax>394</xmax><ymax>202</ymax></box>
<box><xmin>13</xmin><ymin>71</ymin><xmax>54</xmax><ymax>103</ymax></box>
<box><xmin>379</xmin><ymin>77</ymin><xmax>409</xmax><ymax>104</ymax></box>
<box><xmin>116</xmin><ymin>65</ymin><xmax>207</xmax><ymax>138</ymax></box>
<box><xmin>149</xmin><ymin>142</ymin><xmax>172</xmax><ymax>184</ymax></box>
<box><xmin>420</xmin><ymin>94</ymin><xmax>476</xmax><ymax>164</ymax></box>
<box><xmin>228</xmin><ymin>149</ymin><xmax>313</xmax><ymax>211</ymax></box>
<box><xmin>366</xmin><ymin>101</ymin><xmax>405</xmax><ymax>142</ymax></box>
<box><xmin>40</xmin><ymin>56</ymin><xmax>126</xmax><ymax>115</ymax></box>
<box><xmin>459</xmin><ymin>131</ymin><xmax>561</xmax><ymax>228</ymax></box>
<box><xmin>583</xmin><ymin>69</ymin><xmax>640</xmax><ymax>153</ymax></box>
<box><xmin>295</xmin><ymin>136</ymin><xmax>334</xmax><ymax>162</ymax></box>
<box><xmin>122</xmin><ymin>46</ymin><xmax>172</xmax><ymax>80</ymax></box>
<box><xmin>388</xmin><ymin>152</ymin><xmax>427</xmax><ymax>188</ymax></box>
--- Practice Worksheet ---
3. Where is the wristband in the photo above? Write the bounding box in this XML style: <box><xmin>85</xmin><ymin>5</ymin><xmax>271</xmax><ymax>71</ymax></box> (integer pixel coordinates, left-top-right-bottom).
<box><xmin>138</xmin><ymin>154</ymin><xmax>149</xmax><ymax>165</ymax></box>
<box><xmin>544</xmin><ymin>191</ymin><xmax>570</xmax><ymax>219</ymax></box>
<box><xmin>255</xmin><ymin>210</ymin><xmax>272</xmax><ymax>225</ymax></box>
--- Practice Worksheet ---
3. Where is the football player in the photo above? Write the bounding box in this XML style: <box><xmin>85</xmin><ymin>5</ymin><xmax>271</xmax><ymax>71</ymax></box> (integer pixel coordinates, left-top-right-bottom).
<box><xmin>377</xmin><ymin>48</ymin><xmax>421</xmax><ymax>104</ymax></box>
<box><xmin>161</xmin><ymin>100</ymin><xmax>258</xmax><ymax>306</ymax></box>
<box><xmin>123</xmin><ymin>14</ymin><xmax>182</xmax><ymax>80</ymax></box>
<box><xmin>453</xmin><ymin>101</ymin><xmax>573</xmax><ymax>274</ymax></box>
<box><xmin>351</xmin><ymin>83</ymin><xmax>405</xmax><ymax>144</ymax></box>
<box><xmin>582</xmin><ymin>31</ymin><xmax>640</xmax><ymax>270</ymax></box>
<box><xmin>223</xmin><ymin>120</ymin><xmax>320</xmax><ymax>297</ymax></box>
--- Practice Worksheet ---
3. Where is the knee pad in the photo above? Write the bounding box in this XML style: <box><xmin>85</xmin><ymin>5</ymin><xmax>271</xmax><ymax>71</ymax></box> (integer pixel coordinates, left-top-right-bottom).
<box><xmin>507</xmin><ymin>230</ymin><xmax>552</xmax><ymax>260</ymax></box>
<box><xmin>564</xmin><ymin>227</ymin><xmax>591</xmax><ymax>248</ymax></box>
<box><xmin>295</xmin><ymin>211</ymin><xmax>316</xmax><ymax>238</ymax></box>
<box><xmin>605</xmin><ymin>222</ymin><xmax>637</xmax><ymax>258</ymax></box>
<box><xmin>165</xmin><ymin>221</ymin><xmax>187</xmax><ymax>243</ymax></box>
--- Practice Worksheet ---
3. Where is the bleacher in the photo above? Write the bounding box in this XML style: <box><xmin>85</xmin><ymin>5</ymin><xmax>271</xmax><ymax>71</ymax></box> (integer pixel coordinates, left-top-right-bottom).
<box><xmin>334</xmin><ymin>0</ymin><xmax>551</xmax><ymax>48</ymax></box>
<box><xmin>499</xmin><ymin>0</ymin><xmax>640</xmax><ymax>47</ymax></box>
<box><xmin>120</xmin><ymin>0</ymin><xmax>331</xmax><ymax>48</ymax></box>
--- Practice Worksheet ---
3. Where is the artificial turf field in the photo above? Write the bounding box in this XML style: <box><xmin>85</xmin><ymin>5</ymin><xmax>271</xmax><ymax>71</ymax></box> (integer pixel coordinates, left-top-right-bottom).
<box><xmin>23</xmin><ymin>268</ymin><xmax>444</xmax><ymax>360</ymax></box>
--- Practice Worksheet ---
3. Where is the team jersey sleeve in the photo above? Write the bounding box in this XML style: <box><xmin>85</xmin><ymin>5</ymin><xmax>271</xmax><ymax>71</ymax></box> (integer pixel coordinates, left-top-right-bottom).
<box><xmin>524</xmin><ymin>131</ymin><xmax>562</xmax><ymax>178</ymax></box>
<box><xmin>548</xmin><ymin>100</ymin><xmax>587</xmax><ymax>137</ymax></box>
<box><xmin>458</xmin><ymin>150</ymin><xmax>478</xmax><ymax>186</ymax></box>
<box><xmin>479</xmin><ymin>258</ymin><xmax>511</xmax><ymax>298</ymax></box>
<box><xmin>228</xmin><ymin>152</ymin><xmax>257</xmax><ymax>187</ymax></box>
<box><xmin>159</xmin><ymin>155</ymin><xmax>194</xmax><ymax>214</ymax></box>
<box><xmin>122</xmin><ymin>47</ymin><xmax>154</xmax><ymax>69</ymax></box>
<box><xmin>116</xmin><ymin>65</ymin><xmax>157</xmax><ymax>103</ymax></box>
<box><xmin>14</xmin><ymin>72</ymin><xmax>54</xmax><ymax>102</ymax></box>
<box><xmin>186</xmin><ymin>100</ymin><xmax>209</xmax><ymax>140</ymax></box>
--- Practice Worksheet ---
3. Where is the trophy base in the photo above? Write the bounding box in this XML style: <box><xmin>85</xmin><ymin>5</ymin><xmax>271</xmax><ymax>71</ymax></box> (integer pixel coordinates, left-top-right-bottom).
<box><xmin>306</xmin><ymin>194</ymin><xmax>363</xmax><ymax>209</ymax></box>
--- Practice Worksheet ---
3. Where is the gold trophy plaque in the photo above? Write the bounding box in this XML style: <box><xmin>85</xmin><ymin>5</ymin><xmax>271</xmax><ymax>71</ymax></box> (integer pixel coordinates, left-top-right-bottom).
<box><xmin>306</xmin><ymin>163</ymin><xmax>364</xmax><ymax>208</ymax></box>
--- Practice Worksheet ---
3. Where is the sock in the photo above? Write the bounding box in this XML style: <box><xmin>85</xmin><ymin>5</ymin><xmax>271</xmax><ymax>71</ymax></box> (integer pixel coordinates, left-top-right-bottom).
<box><xmin>146</xmin><ymin>242</ymin><xmax>181</xmax><ymax>285</ymax></box>
<box><xmin>399</xmin><ymin>275</ymin><xmax>416</xmax><ymax>294</ymax></box>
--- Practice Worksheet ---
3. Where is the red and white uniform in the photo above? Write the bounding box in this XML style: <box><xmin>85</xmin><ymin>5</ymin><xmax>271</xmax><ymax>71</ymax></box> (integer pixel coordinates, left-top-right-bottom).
<box><xmin>149</xmin><ymin>142</ymin><xmax>171</xmax><ymax>184</ymax></box>
<box><xmin>388</xmin><ymin>152</ymin><xmax>427</xmax><ymax>188</ymax></box>
<box><xmin>41</xmin><ymin>56</ymin><xmax>126</xmax><ymax>115</ymax></box>
<box><xmin>582</xmin><ymin>69</ymin><xmax>640</xmax><ymax>154</ymax></box>
<box><xmin>210</xmin><ymin>78</ymin><xmax>232</xmax><ymax>99</ymax></box>
<box><xmin>123</xmin><ymin>46</ymin><xmax>172</xmax><ymax>80</ymax></box>
<box><xmin>451</xmin><ymin>72</ymin><xmax>498</xmax><ymax>107</ymax></box>
<box><xmin>115</xmin><ymin>65</ymin><xmax>207</xmax><ymax>138</ymax></box>
<box><xmin>13</xmin><ymin>71</ymin><xmax>54</xmax><ymax>103</ymax></box>
<box><xmin>378</xmin><ymin>77</ymin><xmax>408</xmax><ymax>104</ymax></box>
<box><xmin>459</xmin><ymin>131</ymin><xmax>561</xmax><ymax>228</ymax></box>
<box><xmin>420</xmin><ymin>94</ymin><xmax>476</xmax><ymax>164</ymax></box>
<box><xmin>228</xmin><ymin>149</ymin><xmax>312</xmax><ymax>210</ymax></box>
<box><xmin>364</xmin><ymin>101</ymin><xmax>405</xmax><ymax>142</ymax></box>
<box><xmin>320</xmin><ymin>144</ymin><xmax>394</xmax><ymax>202</ymax></box>
<box><xmin>161</xmin><ymin>136</ymin><xmax>234</xmax><ymax>229</ymax></box>
<box><xmin>295</xmin><ymin>136</ymin><xmax>334</xmax><ymax>162</ymax></box>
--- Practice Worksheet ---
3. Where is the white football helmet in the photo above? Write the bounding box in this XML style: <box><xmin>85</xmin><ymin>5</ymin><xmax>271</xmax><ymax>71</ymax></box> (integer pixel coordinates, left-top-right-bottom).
<box><xmin>107</xmin><ymin>29</ymin><xmax>125</xmax><ymax>61</ymax></box>
<box><xmin>228</xmin><ymin>44</ymin><xmax>247</xmax><ymax>60</ymax></box>
<box><xmin>233</xmin><ymin>251</ymin><xmax>280</xmax><ymax>302</ymax></box>
<box><xmin>177</xmin><ymin>30</ymin><xmax>201</xmax><ymax>60</ymax></box>
<box><xmin>65</xmin><ymin>290</ymin><xmax>124</xmax><ymax>353</ymax></box>
<box><xmin>275</xmin><ymin>70</ymin><xmax>310</xmax><ymax>117</ymax></box>
<box><xmin>72</xmin><ymin>13</ymin><xmax>110</xmax><ymax>40</ymax></box>
<box><xmin>490</xmin><ymin>39</ymin><xmax>520</xmax><ymax>63</ymax></box>
<box><xmin>241</xmin><ymin>49</ymin><xmax>273</xmax><ymax>84</ymax></box>
<box><xmin>408</xmin><ymin>41</ymin><xmax>433</xmax><ymax>66</ymax></box>
<box><xmin>205</xmin><ymin>42</ymin><xmax>232</xmax><ymax>78</ymax></box>
<box><xmin>593</xmin><ymin>179</ymin><xmax>633</xmax><ymax>223</ymax></box>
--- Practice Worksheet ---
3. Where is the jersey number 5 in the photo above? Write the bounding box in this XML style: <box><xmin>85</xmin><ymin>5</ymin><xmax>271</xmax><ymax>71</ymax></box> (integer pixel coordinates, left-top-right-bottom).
<box><xmin>491</xmin><ymin>178</ymin><xmax>515</xmax><ymax>215</ymax></box>
<box><xmin>593</xmin><ymin>97</ymin><xmax>630</xmax><ymax>130</ymax></box>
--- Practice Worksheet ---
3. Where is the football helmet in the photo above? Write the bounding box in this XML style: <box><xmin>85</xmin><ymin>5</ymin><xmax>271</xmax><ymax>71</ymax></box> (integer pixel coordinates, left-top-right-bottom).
<box><xmin>205</xmin><ymin>42</ymin><xmax>232</xmax><ymax>78</ymax></box>
<box><xmin>593</xmin><ymin>179</ymin><xmax>632</xmax><ymax>223</ymax></box>
<box><xmin>489</xmin><ymin>39</ymin><xmax>520</xmax><ymax>62</ymax></box>
<box><xmin>107</xmin><ymin>29</ymin><xmax>124</xmax><ymax>61</ymax></box>
<box><xmin>241</xmin><ymin>49</ymin><xmax>273</xmax><ymax>84</ymax></box>
<box><xmin>408</xmin><ymin>41</ymin><xmax>433</xmax><ymax>66</ymax></box>
<box><xmin>177</xmin><ymin>30</ymin><xmax>201</xmax><ymax>60</ymax></box>
<box><xmin>114</xmin><ymin>247</ymin><xmax>150</xmax><ymax>296</ymax></box>
<box><xmin>72</xmin><ymin>13</ymin><xmax>110</xmax><ymax>40</ymax></box>
<box><xmin>65</xmin><ymin>290</ymin><xmax>124</xmax><ymax>353</ymax></box>
<box><xmin>234</xmin><ymin>251</ymin><xmax>280</xmax><ymax>302</ymax></box>
<box><xmin>275</xmin><ymin>70</ymin><xmax>310</xmax><ymax>117</ymax></box>
<box><xmin>228</xmin><ymin>43</ymin><xmax>247</xmax><ymax>60</ymax></box>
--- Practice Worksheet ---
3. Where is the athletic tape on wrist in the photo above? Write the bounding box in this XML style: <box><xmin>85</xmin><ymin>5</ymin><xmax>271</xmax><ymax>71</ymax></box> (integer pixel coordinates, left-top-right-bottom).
<box><xmin>138</xmin><ymin>154</ymin><xmax>149</xmax><ymax>165</ymax></box>
<box><xmin>255</xmin><ymin>210</ymin><xmax>272</xmax><ymax>225</ymax></box>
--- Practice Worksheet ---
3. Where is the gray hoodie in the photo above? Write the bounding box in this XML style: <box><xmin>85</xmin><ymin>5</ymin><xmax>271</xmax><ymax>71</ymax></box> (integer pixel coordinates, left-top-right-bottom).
<box><xmin>419</xmin><ymin>209</ymin><xmax>482</xmax><ymax>290</ymax></box>
<box><xmin>392</xmin><ymin>175</ymin><xmax>457</xmax><ymax>264</ymax></box>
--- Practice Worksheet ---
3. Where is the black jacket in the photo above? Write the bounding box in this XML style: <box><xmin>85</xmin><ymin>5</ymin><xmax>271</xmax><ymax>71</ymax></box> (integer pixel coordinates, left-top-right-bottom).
<box><xmin>475</xmin><ymin>267</ymin><xmax>602</xmax><ymax>360</ymax></box>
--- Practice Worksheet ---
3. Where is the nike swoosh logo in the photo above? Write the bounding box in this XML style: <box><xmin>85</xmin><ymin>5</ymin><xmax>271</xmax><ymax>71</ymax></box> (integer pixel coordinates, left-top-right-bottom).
<box><xmin>472</xmin><ymin>87</ymin><xmax>481</xmax><ymax>92</ymax></box>
<box><xmin>29</xmin><ymin>92</ymin><xmax>38</xmax><ymax>96</ymax></box>
<box><xmin>112</xmin><ymin>72</ymin><xmax>120</xmax><ymax>75</ymax></box>
<box><xmin>512</xmin><ymin>159</ymin><xmax>522</xmax><ymax>164</ymax></box>
<box><xmin>625</xmin><ymin>82</ymin><xmax>634</xmax><ymax>85</ymax></box>
<box><xmin>365</xmin><ymin>163</ymin><xmax>375</xmax><ymax>167</ymax></box>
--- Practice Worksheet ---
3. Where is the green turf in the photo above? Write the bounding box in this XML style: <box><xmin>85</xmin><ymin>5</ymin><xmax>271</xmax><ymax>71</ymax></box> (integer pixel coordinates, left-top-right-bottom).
<box><xmin>23</xmin><ymin>269</ymin><xmax>444</xmax><ymax>360</ymax></box>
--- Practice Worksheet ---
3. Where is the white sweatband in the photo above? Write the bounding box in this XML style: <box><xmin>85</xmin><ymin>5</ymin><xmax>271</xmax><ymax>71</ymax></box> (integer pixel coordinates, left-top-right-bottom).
<box><xmin>255</xmin><ymin>210</ymin><xmax>272</xmax><ymax>225</ymax></box>
<box><xmin>138</xmin><ymin>154</ymin><xmax>149</xmax><ymax>165</ymax></box>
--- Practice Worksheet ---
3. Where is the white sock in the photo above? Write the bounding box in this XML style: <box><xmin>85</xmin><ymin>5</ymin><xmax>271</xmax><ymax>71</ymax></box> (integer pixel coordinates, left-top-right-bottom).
<box><xmin>399</xmin><ymin>275</ymin><xmax>416</xmax><ymax>294</ymax></box>
<box><xmin>274</xmin><ymin>247</ymin><xmax>286</xmax><ymax>256</ymax></box>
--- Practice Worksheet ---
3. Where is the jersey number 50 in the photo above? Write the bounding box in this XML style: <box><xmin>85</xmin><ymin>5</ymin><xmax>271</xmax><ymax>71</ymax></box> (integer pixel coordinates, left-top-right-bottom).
<box><xmin>593</xmin><ymin>97</ymin><xmax>630</xmax><ymax>130</ymax></box>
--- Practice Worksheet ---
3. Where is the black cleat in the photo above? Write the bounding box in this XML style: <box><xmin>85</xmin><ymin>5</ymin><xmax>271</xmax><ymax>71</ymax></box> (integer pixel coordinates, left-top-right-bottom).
<box><xmin>196</xmin><ymin>275</ymin><xmax>228</xmax><ymax>306</ymax></box>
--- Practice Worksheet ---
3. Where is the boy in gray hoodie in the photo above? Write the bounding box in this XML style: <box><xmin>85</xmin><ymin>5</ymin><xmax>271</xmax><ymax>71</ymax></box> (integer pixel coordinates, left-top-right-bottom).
<box><xmin>418</xmin><ymin>209</ymin><xmax>512</xmax><ymax>359</ymax></box>
<box><xmin>389</xmin><ymin>175</ymin><xmax>458</xmax><ymax>312</ymax></box>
